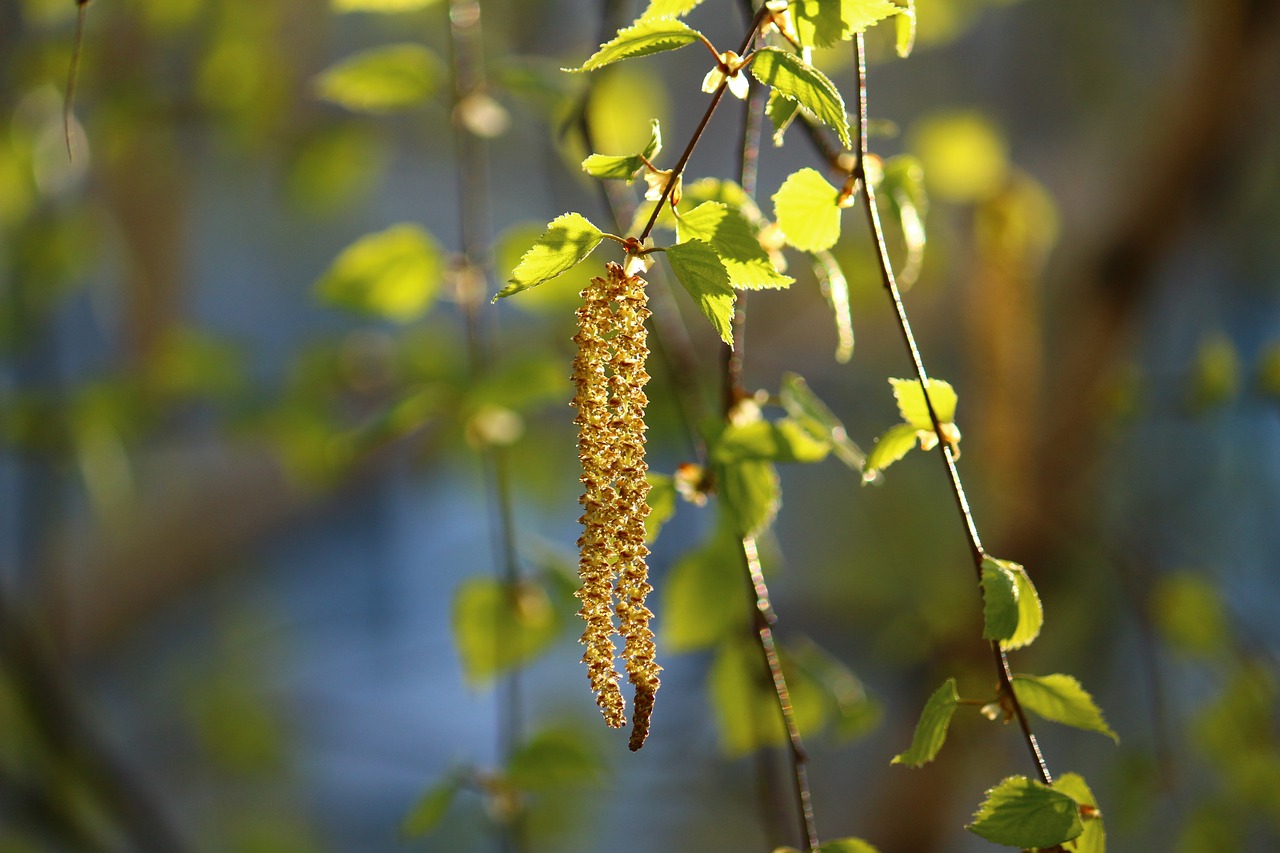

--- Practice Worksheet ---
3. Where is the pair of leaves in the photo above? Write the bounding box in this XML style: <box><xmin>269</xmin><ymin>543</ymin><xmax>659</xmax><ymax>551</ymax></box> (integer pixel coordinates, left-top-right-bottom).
<box><xmin>968</xmin><ymin>774</ymin><xmax>1103</xmax><ymax>849</ymax></box>
<box><xmin>863</xmin><ymin>378</ymin><xmax>962</xmax><ymax>481</ymax></box>
<box><xmin>980</xmin><ymin>556</ymin><xmax>1043</xmax><ymax>651</ymax></box>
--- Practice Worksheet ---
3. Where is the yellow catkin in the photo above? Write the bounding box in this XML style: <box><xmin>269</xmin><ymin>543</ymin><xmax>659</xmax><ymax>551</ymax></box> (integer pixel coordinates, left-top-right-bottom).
<box><xmin>570</xmin><ymin>262</ymin><xmax>660</xmax><ymax>746</ymax></box>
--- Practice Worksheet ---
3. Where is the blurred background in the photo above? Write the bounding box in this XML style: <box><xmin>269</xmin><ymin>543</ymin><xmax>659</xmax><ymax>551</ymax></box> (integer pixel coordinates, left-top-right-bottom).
<box><xmin>2</xmin><ymin>0</ymin><xmax>1279</xmax><ymax>850</ymax></box>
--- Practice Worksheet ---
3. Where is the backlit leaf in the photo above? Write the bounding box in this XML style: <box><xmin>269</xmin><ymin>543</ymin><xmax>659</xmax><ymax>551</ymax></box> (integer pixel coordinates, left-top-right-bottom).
<box><xmin>569</xmin><ymin>18</ymin><xmax>701</xmax><ymax>73</ymax></box>
<box><xmin>1012</xmin><ymin>674</ymin><xmax>1118</xmax><ymax>743</ymax></box>
<box><xmin>891</xmin><ymin>678</ymin><xmax>959</xmax><ymax>767</ymax></box>
<box><xmin>712</xmin><ymin>418</ymin><xmax>831</xmax><ymax>465</ymax></box>
<box><xmin>452</xmin><ymin>578</ymin><xmax>561</xmax><ymax>685</ymax></box>
<box><xmin>664</xmin><ymin>239</ymin><xmax>735</xmax><ymax>345</ymax></box>
<box><xmin>1053</xmin><ymin>773</ymin><xmax>1105</xmax><ymax>853</ymax></box>
<box><xmin>779</xmin><ymin>373</ymin><xmax>868</xmax><ymax>472</ymax></box>
<box><xmin>748</xmin><ymin>48</ymin><xmax>850</xmax><ymax>149</ymax></box>
<box><xmin>981</xmin><ymin>557</ymin><xmax>1020</xmax><ymax>643</ymax></box>
<box><xmin>863</xmin><ymin>422</ymin><xmax>920</xmax><ymax>480</ymax></box>
<box><xmin>401</xmin><ymin>776</ymin><xmax>460</xmax><ymax>839</ymax></box>
<box><xmin>316</xmin><ymin>224</ymin><xmax>444</xmax><ymax>322</ymax></box>
<box><xmin>639</xmin><ymin>0</ymin><xmax>704</xmax><ymax>19</ymax></box>
<box><xmin>313</xmin><ymin>44</ymin><xmax>440</xmax><ymax>112</ymax></box>
<box><xmin>662</xmin><ymin>526</ymin><xmax>744</xmax><ymax>652</ymax></box>
<box><xmin>582</xmin><ymin>118</ymin><xmax>662</xmax><ymax>181</ymax></box>
<box><xmin>709</xmin><ymin>638</ymin><xmax>827</xmax><ymax>756</ymax></box>
<box><xmin>766</xmin><ymin>89</ymin><xmax>802</xmax><ymax>146</ymax></box>
<box><xmin>894</xmin><ymin>2</ymin><xmax>917</xmax><ymax>57</ymax></box>
<box><xmin>717</xmin><ymin>458</ymin><xmax>780</xmax><ymax>538</ymax></box>
<box><xmin>496</xmin><ymin>213</ymin><xmax>604</xmax><ymax>299</ymax></box>
<box><xmin>967</xmin><ymin>776</ymin><xmax>1083</xmax><ymax>848</ymax></box>
<box><xmin>890</xmin><ymin>377</ymin><xmax>958</xmax><ymax>429</ymax></box>
<box><xmin>645</xmin><ymin>473</ymin><xmax>677</xmax><ymax>544</ymax></box>
<box><xmin>773</xmin><ymin>168</ymin><xmax>842</xmax><ymax>252</ymax></box>
<box><xmin>812</xmin><ymin>250</ymin><xmax>854</xmax><ymax>363</ymax></box>
<box><xmin>817</xmin><ymin>840</ymin><xmax>882</xmax><ymax>853</ymax></box>
<box><xmin>676</xmin><ymin>202</ymin><xmax>793</xmax><ymax>290</ymax></box>
<box><xmin>506</xmin><ymin>727</ymin><xmax>602</xmax><ymax>791</ymax></box>
<box><xmin>1003</xmin><ymin>561</ymin><xmax>1043</xmax><ymax>651</ymax></box>
<box><xmin>792</xmin><ymin>0</ymin><xmax>899</xmax><ymax>47</ymax></box>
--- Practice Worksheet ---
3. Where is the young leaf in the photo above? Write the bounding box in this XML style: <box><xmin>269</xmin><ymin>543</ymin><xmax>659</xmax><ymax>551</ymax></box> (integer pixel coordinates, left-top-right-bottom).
<box><xmin>779</xmin><ymin>373</ymin><xmax>869</xmax><ymax>473</ymax></box>
<box><xmin>891</xmin><ymin>678</ymin><xmax>959</xmax><ymax>767</ymax></box>
<box><xmin>452</xmin><ymin>577</ymin><xmax>561</xmax><ymax>685</ymax></box>
<box><xmin>569</xmin><ymin>18</ymin><xmax>701</xmax><ymax>73</ymax></box>
<box><xmin>664</xmin><ymin>239</ymin><xmax>736</xmax><ymax>345</ymax></box>
<box><xmin>1002</xmin><ymin>561</ymin><xmax>1043</xmax><ymax>650</ymax></box>
<box><xmin>506</xmin><ymin>727</ymin><xmax>602</xmax><ymax>791</ymax></box>
<box><xmin>817</xmin><ymin>840</ymin><xmax>882</xmax><ymax>853</ymax></box>
<box><xmin>812</xmin><ymin>250</ymin><xmax>854</xmax><ymax>363</ymax></box>
<box><xmin>748</xmin><ymin>48</ymin><xmax>851</xmax><ymax>149</ymax></box>
<box><xmin>581</xmin><ymin>118</ymin><xmax>662</xmax><ymax>181</ymax></box>
<box><xmin>967</xmin><ymin>776</ymin><xmax>1084</xmax><ymax>848</ymax></box>
<box><xmin>894</xmin><ymin>1</ymin><xmax>917</xmax><ymax>57</ymax></box>
<box><xmin>890</xmin><ymin>377</ymin><xmax>958</xmax><ymax>429</ymax></box>
<box><xmin>863</xmin><ymin>422</ymin><xmax>920</xmax><ymax>481</ymax></box>
<box><xmin>773</xmin><ymin>168</ymin><xmax>843</xmax><ymax>252</ymax></box>
<box><xmin>676</xmin><ymin>202</ymin><xmax>793</xmax><ymax>290</ymax></box>
<box><xmin>981</xmin><ymin>557</ymin><xmax>1020</xmax><ymax>642</ymax></box>
<box><xmin>793</xmin><ymin>0</ymin><xmax>900</xmax><ymax>48</ymax></box>
<box><xmin>401</xmin><ymin>776</ymin><xmax>461</xmax><ymax>838</ymax></box>
<box><xmin>766</xmin><ymin>89</ymin><xmax>802</xmax><ymax>146</ymax></box>
<box><xmin>662</xmin><ymin>526</ymin><xmax>745</xmax><ymax>652</ymax></box>
<box><xmin>712</xmin><ymin>418</ymin><xmax>831</xmax><ymax>465</ymax></box>
<box><xmin>1012</xmin><ymin>674</ymin><xmax>1119</xmax><ymax>743</ymax></box>
<box><xmin>717</xmin><ymin>458</ymin><xmax>780</xmax><ymax>538</ymax></box>
<box><xmin>313</xmin><ymin>44</ymin><xmax>440</xmax><ymax>112</ymax></box>
<box><xmin>645</xmin><ymin>472</ymin><xmax>677</xmax><ymax>544</ymax></box>
<box><xmin>709</xmin><ymin>637</ymin><xmax>827</xmax><ymax>756</ymax></box>
<box><xmin>639</xmin><ymin>0</ymin><xmax>704</xmax><ymax>19</ymax></box>
<box><xmin>316</xmin><ymin>224</ymin><xmax>444</xmax><ymax>322</ymax></box>
<box><xmin>495</xmin><ymin>213</ymin><xmax>604</xmax><ymax>299</ymax></box>
<box><xmin>1053</xmin><ymin>773</ymin><xmax>1105</xmax><ymax>853</ymax></box>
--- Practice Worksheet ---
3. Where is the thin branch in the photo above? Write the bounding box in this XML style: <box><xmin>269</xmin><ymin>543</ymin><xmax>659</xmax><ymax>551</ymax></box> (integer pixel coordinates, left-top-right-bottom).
<box><xmin>851</xmin><ymin>33</ymin><xmax>1052</xmax><ymax>786</ymax></box>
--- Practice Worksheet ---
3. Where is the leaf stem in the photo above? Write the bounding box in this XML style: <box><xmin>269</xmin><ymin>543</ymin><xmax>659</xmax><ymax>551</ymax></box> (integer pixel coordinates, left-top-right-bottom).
<box><xmin>851</xmin><ymin>32</ymin><xmax>1053</xmax><ymax>787</ymax></box>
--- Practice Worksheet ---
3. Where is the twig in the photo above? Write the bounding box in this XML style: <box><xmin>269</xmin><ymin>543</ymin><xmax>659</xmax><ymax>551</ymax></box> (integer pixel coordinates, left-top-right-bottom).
<box><xmin>851</xmin><ymin>33</ymin><xmax>1053</xmax><ymax>786</ymax></box>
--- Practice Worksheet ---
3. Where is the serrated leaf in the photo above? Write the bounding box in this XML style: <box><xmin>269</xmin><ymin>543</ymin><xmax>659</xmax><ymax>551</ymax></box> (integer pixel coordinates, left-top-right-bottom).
<box><xmin>1003</xmin><ymin>561</ymin><xmax>1043</xmax><ymax>650</ymax></box>
<box><xmin>967</xmin><ymin>776</ymin><xmax>1084</xmax><ymax>848</ymax></box>
<box><xmin>401</xmin><ymin>777</ymin><xmax>460</xmax><ymax>838</ymax></box>
<box><xmin>812</xmin><ymin>250</ymin><xmax>854</xmax><ymax>363</ymax></box>
<box><xmin>664</xmin><ymin>239</ymin><xmax>735</xmax><ymax>345</ymax></box>
<box><xmin>313</xmin><ymin>44</ymin><xmax>440</xmax><ymax>112</ymax></box>
<box><xmin>506</xmin><ymin>727</ymin><xmax>602</xmax><ymax>791</ymax></box>
<box><xmin>817</xmin><ymin>840</ymin><xmax>882</xmax><ymax>853</ymax></box>
<box><xmin>1053</xmin><ymin>773</ymin><xmax>1105</xmax><ymax>853</ymax></box>
<box><xmin>709</xmin><ymin>638</ymin><xmax>827</xmax><ymax>756</ymax></box>
<box><xmin>863</xmin><ymin>422</ymin><xmax>920</xmax><ymax>480</ymax></box>
<box><xmin>892</xmin><ymin>678</ymin><xmax>959</xmax><ymax>767</ymax></box>
<box><xmin>677</xmin><ymin>202</ymin><xmax>793</xmax><ymax>290</ymax></box>
<box><xmin>645</xmin><ymin>473</ymin><xmax>677</xmax><ymax>544</ymax></box>
<box><xmin>496</xmin><ymin>213</ymin><xmax>604</xmax><ymax>299</ymax></box>
<box><xmin>662</xmin><ymin>526</ymin><xmax>744</xmax><ymax>652</ymax></box>
<box><xmin>749</xmin><ymin>48</ymin><xmax>850</xmax><ymax>149</ymax></box>
<box><xmin>639</xmin><ymin>0</ymin><xmax>704</xmax><ymax>19</ymax></box>
<box><xmin>569</xmin><ymin>18</ymin><xmax>701</xmax><ymax>73</ymax></box>
<box><xmin>793</xmin><ymin>0</ymin><xmax>900</xmax><ymax>48</ymax></box>
<box><xmin>712</xmin><ymin>418</ymin><xmax>831</xmax><ymax>465</ymax></box>
<box><xmin>890</xmin><ymin>377</ymin><xmax>958</xmax><ymax>429</ymax></box>
<box><xmin>766</xmin><ymin>89</ymin><xmax>802</xmax><ymax>146</ymax></box>
<box><xmin>332</xmin><ymin>0</ymin><xmax>441</xmax><ymax>11</ymax></box>
<box><xmin>717</xmin><ymin>458</ymin><xmax>780</xmax><ymax>538</ymax></box>
<box><xmin>779</xmin><ymin>373</ymin><xmax>868</xmax><ymax>472</ymax></box>
<box><xmin>981</xmin><ymin>557</ymin><xmax>1020</xmax><ymax>643</ymax></box>
<box><xmin>1012</xmin><ymin>674</ymin><xmax>1118</xmax><ymax>743</ymax></box>
<box><xmin>773</xmin><ymin>168</ymin><xmax>843</xmax><ymax>252</ymax></box>
<box><xmin>581</xmin><ymin>118</ymin><xmax>662</xmax><ymax>181</ymax></box>
<box><xmin>894</xmin><ymin>2</ymin><xmax>917</xmax><ymax>57</ymax></box>
<box><xmin>452</xmin><ymin>578</ymin><xmax>561</xmax><ymax>685</ymax></box>
<box><xmin>316</xmin><ymin>224</ymin><xmax>444</xmax><ymax>322</ymax></box>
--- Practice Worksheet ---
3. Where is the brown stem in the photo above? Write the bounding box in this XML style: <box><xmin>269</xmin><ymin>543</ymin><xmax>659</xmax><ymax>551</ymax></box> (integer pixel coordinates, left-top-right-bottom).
<box><xmin>851</xmin><ymin>32</ymin><xmax>1052</xmax><ymax>786</ymax></box>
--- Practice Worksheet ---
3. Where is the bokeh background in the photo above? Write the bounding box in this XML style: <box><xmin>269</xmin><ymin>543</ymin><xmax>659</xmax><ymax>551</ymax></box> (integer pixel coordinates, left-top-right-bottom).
<box><xmin>2</xmin><ymin>0</ymin><xmax>1280</xmax><ymax>850</ymax></box>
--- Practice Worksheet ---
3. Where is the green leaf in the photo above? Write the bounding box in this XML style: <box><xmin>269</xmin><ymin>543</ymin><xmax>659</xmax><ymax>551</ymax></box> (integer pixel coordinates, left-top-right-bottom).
<box><xmin>779</xmin><ymin>373</ymin><xmax>868</xmax><ymax>472</ymax></box>
<box><xmin>788</xmin><ymin>637</ymin><xmax>882</xmax><ymax>741</ymax></box>
<box><xmin>894</xmin><ymin>2</ymin><xmax>917</xmax><ymax>58</ymax></box>
<box><xmin>1003</xmin><ymin>561</ymin><xmax>1043</xmax><ymax>651</ymax></box>
<box><xmin>967</xmin><ymin>776</ymin><xmax>1084</xmax><ymax>848</ymax></box>
<box><xmin>863</xmin><ymin>422</ymin><xmax>920</xmax><ymax>480</ymax></box>
<box><xmin>766</xmin><ymin>89</ymin><xmax>802</xmax><ymax>146</ymax></box>
<box><xmin>817</xmin><ymin>840</ymin><xmax>882</xmax><ymax>853</ymax></box>
<box><xmin>1053</xmin><ymin>773</ymin><xmax>1105</xmax><ymax>853</ymax></box>
<box><xmin>315</xmin><ymin>224</ymin><xmax>444</xmax><ymax>322</ymax></box>
<box><xmin>981</xmin><ymin>557</ymin><xmax>1020</xmax><ymax>643</ymax></box>
<box><xmin>662</xmin><ymin>526</ymin><xmax>744</xmax><ymax>652</ymax></box>
<box><xmin>452</xmin><ymin>578</ymin><xmax>561</xmax><ymax>685</ymax></box>
<box><xmin>569</xmin><ymin>18</ymin><xmax>701</xmax><ymax>73</ymax></box>
<box><xmin>639</xmin><ymin>0</ymin><xmax>704</xmax><ymax>19</ymax></box>
<box><xmin>717</xmin><ymin>458</ymin><xmax>780</xmax><ymax>538</ymax></box>
<box><xmin>496</xmin><ymin>213</ymin><xmax>604</xmax><ymax>299</ymax></box>
<box><xmin>664</xmin><ymin>239</ymin><xmax>736</xmax><ymax>345</ymax></box>
<box><xmin>1012</xmin><ymin>674</ymin><xmax>1118</xmax><ymax>743</ymax></box>
<box><xmin>792</xmin><ymin>0</ymin><xmax>900</xmax><ymax>48</ymax></box>
<box><xmin>812</xmin><ymin>250</ymin><xmax>854</xmax><ymax>363</ymax></box>
<box><xmin>890</xmin><ymin>377</ymin><xmax>958</xmax><ymax>429</ymax></box>
<box><xmin>749</xmin><ymin>48</ymin><xmax>850</xmax><ymax>149</ymax></box>
<box><xmin>676</xmin><ymin>202</ymin><xmax>793</xmax><ymax>290</ymax></box>
<box><xmin>645</xmin><ymin>473</ymin><xmax>677</xmax><ymax>544</ymax></box>
<box><xmin>313</xmin><ymin>44</ymin><xmax>440</xmax><ymax>112</ymax></box>
<box><xmin>401</xmin><ymin>776</ymin><xmax>460</xmax><ymax>838</ymax></box>
<box><xmin>1151</xmin><ymin>571</ymin><xmax>1227</xmax><ymax>656</ymax></box>
<box><xmin>506</xmin><ymin>727</ymin><xmax>602</xmax><ymax>791</ymax></box>
<box><xmin>709</xmin><ymin>638</ymin><xmax>827</xmax><ymax>756</ymax></box>
<box><xmin>891</xmin><ymin>678</ymin><xmax>959</xmax><ymax>767</ymax></box>
<box><xmin>773</xmin><ymin>168</ymin><xmax>843</xmax><ymax>252</ymax></box>
<box><xmin>333</xmin><ymin>0</ymin><xmax>441</xmax><ymax>11</ymax></box>
<box><xmin>582</xmin><ymin>118</ymin><xmax>662</xmax><ymax>181</ymax></box>
<box><xmin>881</xmin><ymin>155</ymin><xmax>928</xmax><ymax>287</ymax></box>
<box><xmin>712</xmin><ymin>418</ymin><xmax>830</xmax><ymax>465</ymax></box>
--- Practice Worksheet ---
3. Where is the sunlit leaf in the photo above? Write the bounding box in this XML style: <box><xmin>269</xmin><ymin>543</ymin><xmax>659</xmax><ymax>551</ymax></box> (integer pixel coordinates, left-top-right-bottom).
<box><xmin>779</xmin><ymin>373</ymin><xmax>868</xmax><ymax>472</ymax></box>
<box><xmin>792</xmin><ymin>0</ymin><xmax>900</xmax><ymax>47</ymax></box>
<box><xmin>676</xmin><ymin>202</ymin><xmax>793</xmax><ymax>290</ymax></box>
<box><xmin>817</xmin><ymin>840</ymin><xmax>882</xmax><ymax>853</ymax></box>
<box><xmin>789</xmin><ymin>637</ymin><xmax>881</xmax><ymax>742</ymax></box>
<box><xmin>967</xmin><ymin>776</ymin><xmax>1084</xmax><ymax>848</ymax></box>
<box><xmin>662</xmin><ymin>526</ymin><xmax>744</xmax><ymax>652</ymax></box>
<box><xmin>1002</xmin><ymin>561</ymin><xmax>1043</xmax><ymax>651</ymax></box>
<box><xmin>911</xmin><ymin>111</ymin><xmax>1009</xmax><ymax>203</ymax></box>
<box><xmin>812</xmin><ymin>250</ymin><xmax>854</xmax><ymax>363</ymax></box>
<box><xmin>749</xmin><ymin>48</ymin><xmax>850</xmax><ymax>149</ymax></box>
<box><xmin>316</xmin><ymin>224</ymin><xmax>444</xmax><ymax>322</ymax></box>
<box><xmin>890</xmin><ymin>377</ymin><xmax>958</xmax><ymax>429</ymax></box>
<box><xmin>773</xmin><ymin>168</ymin><xmax>842</xmax><ymax>252</ymax></box>
<box><xmin>713</xmin><ymin>418</ymin><xmax>830</xmax><ymax>465</ymax></box>
<box><xmin>891</xmin><ymin>677</ymin><xmax>959</xmax><ymax>767</ymax></box>
<box><xmin>1012</xmin><ymin>674</ymin><xmax>1118</xmax><ymax>743</ymax></box>
<box><xmin>1053</xmin><ymin>772</ymin><xmax>1105</xmax><ymax>853</ymax></box>
<box><xmin>332</xmin><ymin>0</ymin><xmax>441</xmax><ymax>11</ymax></box>
<box><xmin>496</xmin><ymin>213</ymin><xmax>604</xmax><ymax>299</ymax></box>
<box><xmin>645</xmin><ymin>473</ymin><xmax>677</xmax><ymax>544</ymax></box>
<box><xmin>709</xmin><ymin>638</ymin><xmax>827</xmax><ymax>756</ymax></box>
<box><xmin>664</xmin><ymin>239</ymin><xmax>735</xmax><ymax>345</ymax></box>
<box><xmin>569</xmin><ymin>18</ymin><xmax>701</xmax><ymax>73</ymax></box>
<box><xmin>981</xmin><ymin>557</ymin><xmax>1020</xmax><ymax>643</ymax></box>
<box><xmin>506</xmin><ymin>727</ymin><xmax>602</xmax><ymax>791</ymax></box>
<box><xmin>313</xmin><ymin>44</ymin><xmax>440</xmax><ymax>112</ymax></box>
<box><xmin>582</xmin><ymin>118</ymin><xmax>662</xmax><ymax>181</ymax></box>
<box><xmin>880</xmin><ymin>154</ymin><xmax>928</xmax><ymax>288</ymax></box>
<box><xmin>894</xmin><ymin>2</ymin><xmax>917</xmax><ymax>57</ymax></box>
<box><xmin>401</xmin><ymin>776</ymin><xmax>460</xmax><ymax>839</ymax></box>
<box><xmin>452</xmin><ymin>578</ymin><xmax>561</xmax><ymax>685</ymax></box>
<box><xmin>863</xmin><ymin>422</ymin><xmax>920</xmax><ymax>480</ymax></box>
<box><xmin>766</xmin><ymin>89</ymin><xmax>802</xmax><ymax>146</ymax></box>
<box><xmin>639</xmin><ymin>0</ymin><xmax>704</xmax><ymax>19</ymax></box>
<box><xmin>717</xmin><ymin>458</ymin><xmax>780</xmax><ymax>538</ymax></box>
<box><xmin>494</xmin><ymin>222</ymin><xmax>590</xmax><ymax>313</ymax></box>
